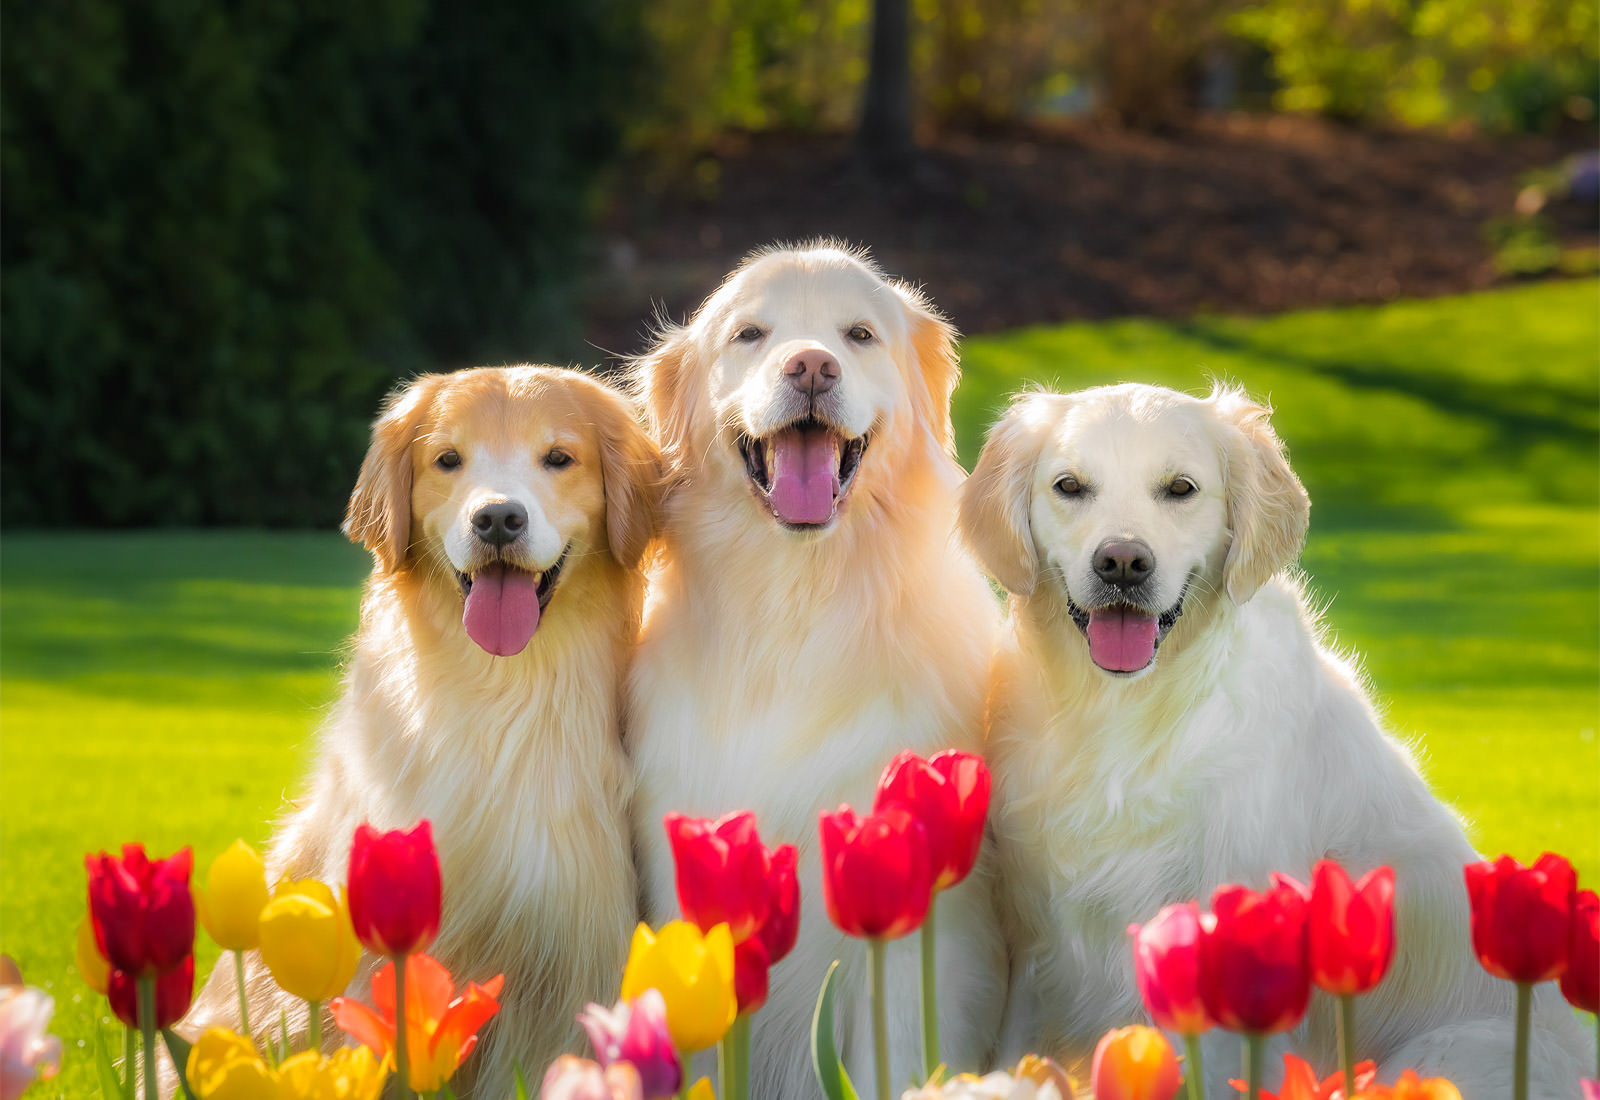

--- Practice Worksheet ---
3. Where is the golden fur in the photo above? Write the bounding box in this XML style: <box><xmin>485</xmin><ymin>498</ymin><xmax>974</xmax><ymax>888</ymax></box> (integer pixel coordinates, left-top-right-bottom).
<box><xmin>182</xmin><ymin>366</ymin><xmax>661</xmax><ymax>1098</ymax></box>
<box><xmin>626</xmin><ymin>243</ymin><xmax>1007</xmax><ymax>1094</ymax></box>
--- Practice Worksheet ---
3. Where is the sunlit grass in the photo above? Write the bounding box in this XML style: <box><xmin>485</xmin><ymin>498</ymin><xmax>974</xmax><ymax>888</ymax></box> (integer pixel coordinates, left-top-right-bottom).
<box><xmin>3</xmin><ymin>281</ymin><xmax>1597</xmax><ymax>1095</ymax></box>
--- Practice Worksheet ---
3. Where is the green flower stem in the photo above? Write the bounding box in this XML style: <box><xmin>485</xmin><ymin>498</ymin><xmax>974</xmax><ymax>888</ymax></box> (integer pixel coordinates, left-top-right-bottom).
<box><xmin>123</xmin><ymin>1027</ymin><xmax>136</xmax><ymax>1100</ymax></box>
<box><xmin>233</xmin><ymin>951</ymin><xmax>251</xmax><ymax>1039</ymax></box>
<box><xmin>738</xmin><ymin>1013</ymin><xmax>752</xmax><ymax>1100</ymax></box>
<box><xmin>920</xmin><ymin>895</ymin><xmax>940</xmax><ymax>1082</ymax></box>
<box><xmin>870</xmin><ymin>937</ymin><xmax>890</xmax><ymax>1100</ymax></box>
<box><xmin>720</xmin><ymin>1012</ymin><xmax>750</xmax><ymax>1100</ymax></box>
<box><xmin>137</xmin><ymin>977</ymin><xmax>157</xmax><ymax>1100</ymax></box>
<box><xmin>1337</xmin><ymin>993</ymin><xmax>1356</xmax><ymax>1099</ymax></box>
<box><xmin>395</xmin><ymin>954</ymin><xmax>412</xmax><ymax>1100</ymax></box>
<box><xmin>1513</xmin><ymin>981</ymin><xmax>1530</xmax><ymax>1100</ymax></box>
<box><xmin>1183</xmin><ymin>1032</ymin><xmax>1205</xmax><ymax>1100</ymax></box>
<box><xmin>1593</xmin><ymin>1011</ymin><xmax>1597</xmax><ymax>1081</ymax></box>
<box><xmin>306</xmin><ymin>999</ymin><xmax>322</xmax><ymax>1055</ymax></box>
<box><xmin>1244</xmin><ymin>1032</ymin><xmax>1264</xmax><ymax>1100</ymax></box>
<box><xmin>678</xmin><ymin>1078</ymin><xmax>690</xmax><ymax>1100</ymax></box>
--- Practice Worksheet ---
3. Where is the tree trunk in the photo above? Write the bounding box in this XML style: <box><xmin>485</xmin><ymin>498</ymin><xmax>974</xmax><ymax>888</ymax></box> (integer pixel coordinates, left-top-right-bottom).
<box><xmin>855</xmin><ymin>0</ymin><xmax>915</xmax><ymax>172</ymax></box>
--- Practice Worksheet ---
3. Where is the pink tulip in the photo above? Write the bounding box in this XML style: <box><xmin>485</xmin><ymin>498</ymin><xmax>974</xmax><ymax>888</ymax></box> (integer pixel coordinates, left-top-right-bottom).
<box><xmin>541</xmin><ymin>1055</ymin><xmax>644</xmax><ymax>1100</ymax></box>
<box><xmin>578</xmin><ymin>989</ymin><xmax>682</xmax><ymax>1100</ymax></box>
<box><xmin>0</xmin><ymin>987</ymin><xmax>62</xmax><ymax>1100</ymax></box>
<box><xmin>1130</xmin><ymin>902</ymin><xmax>1213</xmax><ymax>1034</ymax></box>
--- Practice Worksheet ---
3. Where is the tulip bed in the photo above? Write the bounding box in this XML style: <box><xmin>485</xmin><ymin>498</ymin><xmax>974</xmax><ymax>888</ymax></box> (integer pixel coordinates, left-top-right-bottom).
<box><xmin>1</xmin><ymin>281</ymin><xmax>1597</xmax><ymax>1098</ymax></box>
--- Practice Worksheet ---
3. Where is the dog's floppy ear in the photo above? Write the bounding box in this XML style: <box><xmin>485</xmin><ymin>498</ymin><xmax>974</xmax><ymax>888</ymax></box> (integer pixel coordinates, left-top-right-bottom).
<box><xmin>344</xmin><ymin>375</ymin><xmax>440</xmax><ymax>573</ymax></box>
<box><xmin>1212</xmin><ymin>386</ymin><xmax>1310</xmax><ymax>604</ymax></box>
<box><xmin>891</xmin><ymin>281</ymin><xmax>961</xmax><ymax>455</ymax></box>
<box><xmin>959</xmin><ymin>396</ymin><xmax>1054</xmax><ymax>596</ymax></box>
<box><xmin>632</xmin><ymin>324</ymin><xmax>700</xmax><ymax>480</ymax></box>
<box><xmin>577</xmin><ymin>375</ymin><xmax>664</xmax><ymax>569</ymax></box>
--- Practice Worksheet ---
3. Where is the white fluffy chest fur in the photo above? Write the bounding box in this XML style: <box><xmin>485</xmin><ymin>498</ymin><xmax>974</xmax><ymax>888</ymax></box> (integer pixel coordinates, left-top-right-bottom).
<box><xmin>627</xmin><ymin>488</ymin><xmax>1008</xmax><ymax>1094</ymax></box>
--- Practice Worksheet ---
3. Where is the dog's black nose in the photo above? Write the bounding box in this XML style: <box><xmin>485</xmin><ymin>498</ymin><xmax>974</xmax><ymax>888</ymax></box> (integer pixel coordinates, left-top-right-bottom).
<box><xmin>471</xmin><ymin>500</ymin><xmax>527</xmax><ymax>547</ymax></box>
<box><xmin>1093</xmin><ymin>538</ymin><xmax>1155</xmax><ymax>588</ymax></box>
<box><xmin>781</xmin><ymin>348</ymin><xmax>840</xmax><ymax>397</ymax></box>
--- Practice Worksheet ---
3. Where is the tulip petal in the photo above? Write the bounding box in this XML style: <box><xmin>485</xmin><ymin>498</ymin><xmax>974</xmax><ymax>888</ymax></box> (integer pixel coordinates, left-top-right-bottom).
<box><xmin>331</xmin><ymin>996</ymin><xmax>394</xmax><ymax>1058</ymax></box>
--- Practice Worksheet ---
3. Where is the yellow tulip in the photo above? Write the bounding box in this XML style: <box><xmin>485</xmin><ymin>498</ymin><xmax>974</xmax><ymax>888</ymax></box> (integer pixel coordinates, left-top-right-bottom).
<box><xmin>278</xmin><ymin>1046</ymin><xmax>387</xmax><ymax>1100</ymax></box>
<box><xmin>619</xmin><ymin>921</ymin><xmax>736</xmax><ymax>1054</ymax></box>
<box><xmin>195</xmin><ymin>841</ymin><xmax>270</xmax><ymax>951</ymax></box>
<box><xmin>75</xmin><ymin>917</ymin><xmax>109</xmax><ymax>995</ymax></box>
<box><xmin>257</xmin><ymin>879</ymin><xmax>360</xmax><ymax>1002</ymax></box>
<box><xmin>687</xmin><ymin>1079</ymin><xmax>717</xmax><ymax>1100</ymax></box>
<box><xmin>186</xmin><ymin>1028</ymin><xmax>280</xmax><ymax>1100</ymax></box>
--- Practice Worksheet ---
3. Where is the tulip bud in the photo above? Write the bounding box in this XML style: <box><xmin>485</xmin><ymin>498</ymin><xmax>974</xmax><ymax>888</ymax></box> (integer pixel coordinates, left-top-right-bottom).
<box><xmin>1197</xmin><ymin>875</ymin><xmax>1312</xmax><ymax>1034</ymax></box>
<box><xmin>818</xmin><ymin>805</ymin><xmax>932</xmax><ymax>940</ymax></box>
<box><xmin>257</xmin><ymin>879</ymin><xmax>360</xmax><ymax>1002</ymax></box>
<box><xmin>1309</xmin><ymin>861</ymin><xmax>1395</xmax><ymax>996</ymax></box>
<box><xmin>1351</xmin><ymin>1068</ymin><xmax>1464</xmax><ymax>1099</ymax></box>
<box><xmin>541</xmin><ymin>1056</ymin><xmax>644</xmax><ymax>1100</ymax></box>
<box><xmin>664</xmin><ymin>812</ymin><xmax>771</xmax><ymax>944</ymax></box>
<box><xmin>758</xmin><ymin>845</ymin><xmax>800</xmax><ymax>964</ymax></box>
<box><xmin>1129</xmin><ymin>902</ymin><xmax>1212</xmax><ymax>1034</ymax></box>
<box><xmin>85</xmin><ymin>844</ymin><xmax>195</xmax><ymax>977</ymax></box>
<box><xmin>277</xmin><ymin>1046</ymin><xmax>387</xmax><ymax>1100</ymax></box>
<box><xmin>75</xmin><ymin>918</ymin><xmax>109</xmax><ymax>996</ymax></box>
<box><xmin>733</xmin><ymin>937</ymin><xmax>770</xmax><ymax>1014</ymax></box>
<box><xmin>107</xmin><ymin>955</ymin><xmax>194</xmax><ymax>1030</ymax></box>
<box><xmin>1464</xmin><ymin>853</ymin><xmax>1574</xmax><ymax>984</ymax></box>
<box><xmin>1560</xmin><ymin>888</ymin><xmax>1598</xmax><ymax>1013</ymax></box>
<box><xmin>619</xmin><ymin>922</ymin><xmax>736</xmax><ymax>1054</ymax></box>
<box><xmin>1091</xmin><ymin>1026</ymin><xmax>1181</xmax><ymax>1100</ymax></box>
<box><xmin>185</xmin><ymin>1027</ymin><xmax>278</xmax><ymax>1099</ymax></box>
<box><xmin>347</xmin><ymin>821</ymin><xmax>441</xmax><ymax>958</ymax></box>
<box><xmin>194</xmin><ymin>840</ymin><xmax>269</xmax><ymax>953</ymax></box>
<box><xmin>874</xmin><ymin>750</ymin><xmax>991</xmax><ymax>891</ymax></box>
<box><xmin>578</xmin><ymin>989</ymin><xmax>681</xmax><ymax>1100</ymax></box>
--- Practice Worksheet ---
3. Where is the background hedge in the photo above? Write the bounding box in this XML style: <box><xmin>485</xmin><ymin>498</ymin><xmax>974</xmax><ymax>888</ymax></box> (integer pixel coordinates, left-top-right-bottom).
<box><xmin>1</xmin><ymin>0</ymin><xmax>641</xmax><ymax>526</ymax></box>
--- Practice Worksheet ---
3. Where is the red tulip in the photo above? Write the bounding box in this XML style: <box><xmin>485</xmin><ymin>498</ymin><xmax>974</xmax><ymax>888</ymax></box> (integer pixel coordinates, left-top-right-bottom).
<box><xmin>664</xmin><ymin>812</ymin><xmax>771</xmax><ymax>945</ymax></box>
<box><xmin>1463</xmin><ymin>853</ymin><xmax>1574</xmax><ymax>984</ymax></box>
<box><xmin>873</xmin><ymin>750</ymin><xmax>990</xmax><ymax>891</ymax></box>
<box><xmin>758</xmin><ymin>844</ymin><xmax>800</xmax><ymax>964</ymax></box>
<box><xmin>106</xmin><ymin>956</ymin><xmax>194</xmax><ymax>1030</ymax></box>
<box><xmin>819</xmin><ymin>805</ymin><xmax>931</xmax><ymax>940</ymax></box>
<box><xmin>1130</xmin><ymin>902</ymin><xmax>1213</xmax><ymax>1033</ymax></box>
<box><xmin>1560</xmin><ymin>888</ymin><xmax>1598</xmax><ymax>1012</ymax></box>
<box><xmin>1197</xmin><ymin>875</ymin><xmax>1311</xmax><ymax>1033</ymax></box>
<box><xmin>733</xmin><ymin>937</ymin><xmax>770</xmax><ymax>1014</ymax></box>
<box><xmin>347</xmin><ymin>821</ymin><xmax>442</xmax><ymax>957</ymax></box>
<box><xmin>85</xmin><ymin>845</ymin><xmax>195</xmax><ymax>977</ymax></box>
<box><xmin>1309</xmin><ymin>861</ymin><xmax>1395</xmax><ymax>995</ymax></box>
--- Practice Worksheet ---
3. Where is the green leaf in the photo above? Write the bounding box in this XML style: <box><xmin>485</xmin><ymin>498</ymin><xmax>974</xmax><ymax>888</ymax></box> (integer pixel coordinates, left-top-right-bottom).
<box><xmin>93</xmin><ymin>1023</ymin><xmax>125</xmax><ymax>1100</ymax></box>
<box><xmin>160</xmin><ymin>1029</ymin><xmax>197</xmax><ymax>1100</ymax></box>
<box><xmin>513</xmin><ymin>1061</ymin><xmax>531</xmax><ymax>1100</ymax></box>
<box><xmin>811</xmin><ymin>959</ymin><xmax>860</xmax><ymax>1100</ymax></box>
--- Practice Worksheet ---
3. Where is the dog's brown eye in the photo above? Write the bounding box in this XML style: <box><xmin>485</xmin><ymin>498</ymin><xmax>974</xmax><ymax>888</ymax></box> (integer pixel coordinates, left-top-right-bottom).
<box><xmin>544</xmin><ymin>448</ymin><xmax>574</xmax><ymax>469</ymax></box>
<box><xmin>1168</xmin><ymin>476</ymin><xmax>1197</xmax><ymax>498</ymax></box>
<box><xmin>733</xmin><ymin>325</ymin><xmax>765</xmax><ymax>343</ymax></box>
<box><xmin>436</xmin><ymin>450</ymin><xmax>461</xmax><ymax>470</ymax></box>
<box><xmin>846</xmin><ymin>324</ymin><xmax>874</xmax><ymax>343</ymax></box>
<box><xmin>1054</xmin><ymin>475</ymin><xmax>1082</xmax><ymax>496</ymax></box>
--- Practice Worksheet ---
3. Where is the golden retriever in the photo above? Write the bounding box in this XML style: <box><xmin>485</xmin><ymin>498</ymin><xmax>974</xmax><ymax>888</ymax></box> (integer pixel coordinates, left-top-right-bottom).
<box><xmin>182</xmin><ymin>366</ymin><xmax>661</xmax><ymax>1098</ymax></box>
<box><xmin>626</xmin><ymin>243</ymin><xmax>1007</xmax><ymax>1094</ymax></box>
<box><xmin>959</xmin><ymin>382</ymin><xmax>1586</xmax><ymax>1098</ymax></box>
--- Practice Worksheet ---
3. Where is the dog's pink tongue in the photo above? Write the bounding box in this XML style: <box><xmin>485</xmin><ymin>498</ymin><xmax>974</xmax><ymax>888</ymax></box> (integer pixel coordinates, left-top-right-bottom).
<box><xmin>1086</xmin><ymin>605</ymin><xmax>1159</xmax><ymax>672</ymax></box>
<box><xmin>462</xmin><ymin>563</ymin><xmax>540</xmax><ymax>657</ymax></box>
<box><xmin>768</xmin><ymin>425</ymin><xmax>839</xmax><ymax>525</ymax></box>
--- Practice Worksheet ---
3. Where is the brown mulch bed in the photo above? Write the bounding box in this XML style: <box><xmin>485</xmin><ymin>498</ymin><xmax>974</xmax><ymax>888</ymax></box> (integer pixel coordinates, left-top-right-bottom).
<box><xmin>580</xmin><ymin>113</ymin><xmax>1594</xmax><ymax>358</ymax></box>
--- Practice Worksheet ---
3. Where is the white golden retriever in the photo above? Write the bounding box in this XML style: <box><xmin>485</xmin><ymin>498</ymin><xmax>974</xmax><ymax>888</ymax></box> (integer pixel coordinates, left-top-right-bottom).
<box><xmin>959</xmin><ymin>383</ymin><xmax>1586</xmax><ymax>1098</ymax></box>
<box><xmin>183</xmin><ymin>366</ymin><xmax>660</xmax><ymax>1099</ymax></box>
<box><xmin>627</xmin><ymin>243</ymin><xmax>1007</xmax><ymax>1094</ymax></box>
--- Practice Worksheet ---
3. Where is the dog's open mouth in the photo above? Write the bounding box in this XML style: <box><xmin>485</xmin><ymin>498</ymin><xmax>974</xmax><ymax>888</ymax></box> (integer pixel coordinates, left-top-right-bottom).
<box><xmin>1066</xmin><ymin>587</ymin><xmax>1186</xmax><ymax>675</ymax></box>
<box><xmin>455</xmin><ymin>549</ymin><xmax>566</xmax><ymax>657</ymax></box>
<box><xmin>737</xmin><ymin>417</ymin><xmax>869</xmax><ymax>529</ymax></box>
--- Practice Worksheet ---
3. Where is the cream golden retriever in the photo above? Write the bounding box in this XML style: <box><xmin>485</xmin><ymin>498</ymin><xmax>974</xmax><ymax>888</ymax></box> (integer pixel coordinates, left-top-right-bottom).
<box><xmin>959</xmin><ymin>382</ymin><xmax>1586</xmax><ymax>1098</ymax></box>
<box><xmin>182</xmin><ymin>366</ymin><xmax>660</xmax><ymax>1098</ymax></box>
<box><xmin>627</xmin><ymin>243</ymin><xmax>1007</xmax><ymax>1094</ymax></box>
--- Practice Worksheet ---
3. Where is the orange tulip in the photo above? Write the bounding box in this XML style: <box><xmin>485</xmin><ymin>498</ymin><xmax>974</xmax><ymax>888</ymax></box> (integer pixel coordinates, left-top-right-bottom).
<box><xmin>1229</xmin><ymin>1053</ymin><xmax>1376</xmax><ymax>1099</ymax></box>
<box><xmin>330</xmin><ymin>953</ymin><xmax>502</xmax><ymax>1093</ymax></box>
<box><xmin>1352</xmin><ymin>1070</ymin><xmax>1462</xmax><ymax>1100</ymax></box>
<box><xmin>1092</xmin><ymin>1026</ymin><xmax>1181</xmax><ymax>1100</ymax></box>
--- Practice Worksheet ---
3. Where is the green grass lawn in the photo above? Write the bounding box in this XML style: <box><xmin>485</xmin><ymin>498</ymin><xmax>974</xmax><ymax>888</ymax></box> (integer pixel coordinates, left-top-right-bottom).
<box><xmin>4</xmin><ymin>280</ymin><xmax>1597</xmax><ymax>1095</ymax></box>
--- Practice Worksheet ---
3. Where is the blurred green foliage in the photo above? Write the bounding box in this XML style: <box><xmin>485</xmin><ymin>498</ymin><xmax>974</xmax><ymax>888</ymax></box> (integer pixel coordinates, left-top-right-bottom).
<box><xmin>1230</xmin><ymin>0</ymin><xmax>1599</xmax><ymax>130</ymax></box>
<box><xmin>1</xmin><ymin>0</ymin><xmax>641</xmax><ymax>527</ymax></box>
